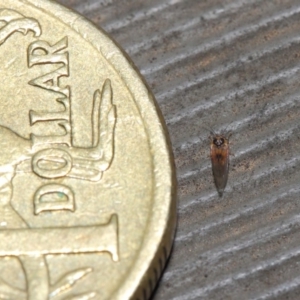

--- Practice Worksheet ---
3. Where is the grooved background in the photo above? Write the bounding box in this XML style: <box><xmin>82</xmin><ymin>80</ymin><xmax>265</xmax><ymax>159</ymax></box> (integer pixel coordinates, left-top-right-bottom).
<box><xmin>57</xmin><ymin>1</ymin><xmax>300</xmax><ymax>299</ymax></box>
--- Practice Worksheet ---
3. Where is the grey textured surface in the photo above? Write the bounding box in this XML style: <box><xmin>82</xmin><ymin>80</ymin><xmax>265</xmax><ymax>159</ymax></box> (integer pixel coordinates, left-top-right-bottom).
<box><xmin>57</xmin><ymin>0</ymin><xmax>300</xmax><ymax>299</ymax></box>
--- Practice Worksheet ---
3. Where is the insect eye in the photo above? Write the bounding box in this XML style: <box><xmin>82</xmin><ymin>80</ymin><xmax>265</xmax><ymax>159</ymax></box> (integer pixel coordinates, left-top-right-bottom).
<box><xmin>213</xmin><ymin>137</ymin><xmax>225</xmax><ymax>146</ymax></box>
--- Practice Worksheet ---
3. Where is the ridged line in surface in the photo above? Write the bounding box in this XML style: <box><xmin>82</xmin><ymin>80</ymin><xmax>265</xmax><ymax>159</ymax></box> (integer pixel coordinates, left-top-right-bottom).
<box><xmin>177</xmin><ymin>158</ymin><xmax>299</xmax><ymax>223</ymax></box>
<box><xmin>166</xmin><ymin>36</ymin><xmax>300</xmax><ymax>125</ymax></box>
<box><xmin>252</xmin><ymin>274</ymin><xmax>300</xmax><ymax>300</ymax></box>
<box><xmin>177</xmin><ymin>154</ymin><xmax>300</xmax><ymax>219</ymax></box>
<box><xmin>103</xmin><ymin>0</ymin><xmax>185</xmax><ymax>32</ymax></box>
<box><xmin>172</xmin><ymin>239</ymin><xmax>300</xmax><ymax>299</ymax></box>
<box><xmin>175</xmin><ymin>92</ymin><xmax>300</xmax><ymax>175</ymax></box>
<box><xmin>177</xmin><ymin>118</ymin><xmax>299</xmax><ymax>189</ymax></box>
<box><xmin>180</xmin><ymin>123</ymin><xmax>299</xmax><ymax>178</ymax></box>
<box><xmin>125</xmin><ymin>0</ymin><xmax>261</xmax><ymax>55</ymax></box>
<box><xmin>179</xmin><ymin>164</ymin><xmax>299</xmax><ymax>215</ymax></box>
<box><xmin>177</xmin><ymin>183</ymin><xmax>300</xmax><ymax>243</ymax></box>
<box><xmin>74</xmin><ymin>0</ymin><xmax>110</xmax><ymax>12</ymax></box>
<box><xmin>141</xmin><ymin>5</ymin><xmax>300</xmax><ymax>76</ymax></box>
<box><xmin>166</xmin><ymin>212</ymin><xmax>300</xmax><ymax>283</ymax></box>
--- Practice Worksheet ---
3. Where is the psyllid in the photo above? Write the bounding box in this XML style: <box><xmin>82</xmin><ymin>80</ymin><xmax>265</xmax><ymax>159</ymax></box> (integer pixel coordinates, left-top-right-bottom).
<box><xmin>209</xmin><ymin>132</ymin><xmax>231</xmax><ymax>197</ymax></box>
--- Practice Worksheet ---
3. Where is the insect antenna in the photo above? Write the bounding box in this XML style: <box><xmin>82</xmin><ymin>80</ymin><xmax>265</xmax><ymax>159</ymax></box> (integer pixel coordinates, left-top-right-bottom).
<box><xmin>201</xmin><ymin>126</ymin><xmax>216</xmax><ymax>137</ymax></box>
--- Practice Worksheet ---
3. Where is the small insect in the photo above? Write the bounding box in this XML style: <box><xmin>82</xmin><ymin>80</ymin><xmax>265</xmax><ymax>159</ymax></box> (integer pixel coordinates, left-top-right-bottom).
<box><xmin>209</xmin><ymin>131</ymin><xmax>231</xmax><ymax>197</ymax></box>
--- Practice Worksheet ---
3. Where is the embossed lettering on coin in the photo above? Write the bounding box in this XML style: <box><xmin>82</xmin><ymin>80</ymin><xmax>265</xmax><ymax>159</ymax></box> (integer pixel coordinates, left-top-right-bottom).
<box><xmin>0</xmin><ymin>8</ymin><xmax>118</xmax><ymax>299</ymax></box>
<box><xmin>0</xmin><ymin>2</ymin><xmax>175</xmax><ymax>300</ymax></box>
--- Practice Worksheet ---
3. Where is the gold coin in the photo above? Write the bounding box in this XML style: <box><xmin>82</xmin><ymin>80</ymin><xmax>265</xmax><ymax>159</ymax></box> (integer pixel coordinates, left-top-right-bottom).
<box><xmin>0</xmin><ymin>0</ymin><xmax>176</xmax><ymax>299</ymax></box>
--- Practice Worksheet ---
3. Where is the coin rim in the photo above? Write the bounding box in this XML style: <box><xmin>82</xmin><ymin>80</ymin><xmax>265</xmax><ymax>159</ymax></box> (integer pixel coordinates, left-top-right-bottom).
<box><xmin>22</xmin><ymin>0</ymin><xmax>177</xmax><ymax>298</ymax></box>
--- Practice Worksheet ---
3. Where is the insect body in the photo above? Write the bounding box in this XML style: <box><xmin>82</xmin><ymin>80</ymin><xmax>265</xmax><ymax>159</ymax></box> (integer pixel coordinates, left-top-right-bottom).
<box><xmin>210</xmin><ymin>133</ymin><xmax>230</xmax><ymax>197</ymax></box>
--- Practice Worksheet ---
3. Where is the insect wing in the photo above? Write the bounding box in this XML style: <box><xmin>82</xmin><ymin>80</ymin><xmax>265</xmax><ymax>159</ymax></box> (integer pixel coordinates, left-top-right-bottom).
<box><xmin>211</xmin><ymin>145</ymin><xmax>229</xmax><ymax>196</ymax></box>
